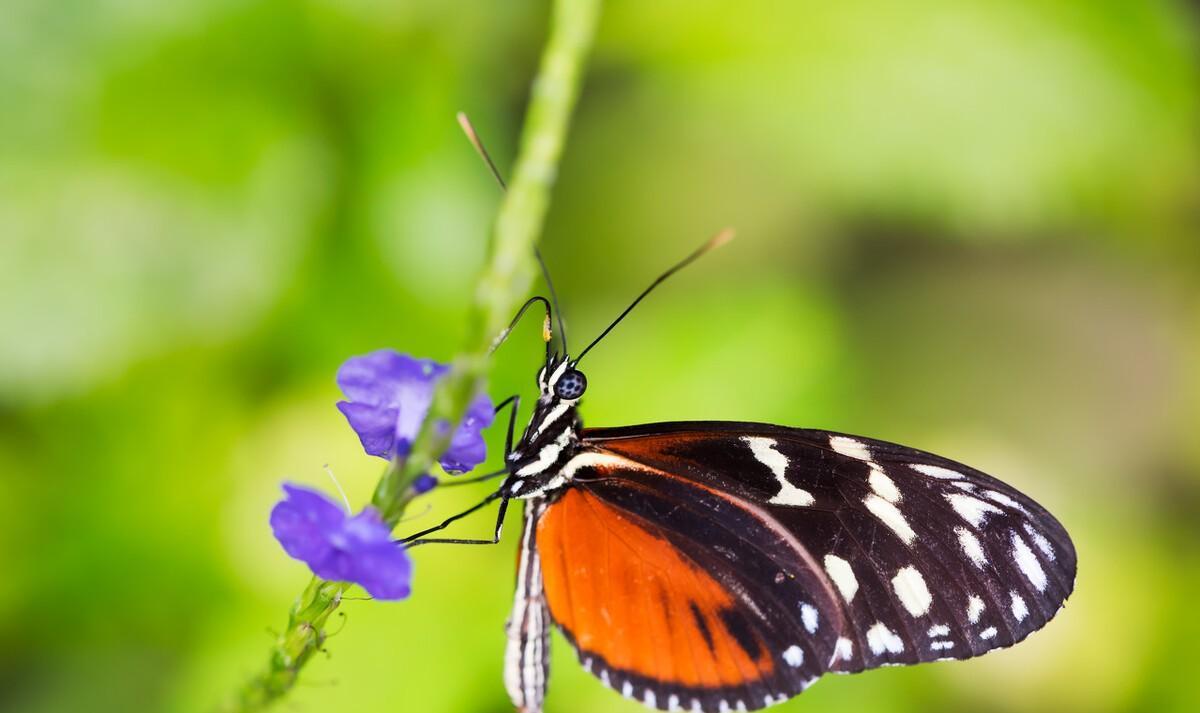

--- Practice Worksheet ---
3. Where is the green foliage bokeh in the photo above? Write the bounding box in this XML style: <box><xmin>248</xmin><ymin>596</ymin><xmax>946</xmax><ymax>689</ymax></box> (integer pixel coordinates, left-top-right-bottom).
<box><xmin>2</xmin><ymin>2</ymin><xmax>1197</xmax><ymax>713</ymax></box>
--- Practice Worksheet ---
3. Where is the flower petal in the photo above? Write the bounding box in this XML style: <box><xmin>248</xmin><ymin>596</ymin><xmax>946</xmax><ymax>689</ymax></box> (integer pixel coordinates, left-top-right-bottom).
<box><xmin>412</xmin><ymin>474</ymin><xmax>438</xmax><ymax>494</ymax></box>
<box><xmin>350</xmin><ymin>541</ymin><xmax>413</xmax><ymax>600</ymax></box>
<box><xmin>270</xmin><ymin>484</ymin><xmax>347</xmax><ymax>565</ymax></box>
<box><xmin>337</xmin><ymin>401</ymin><xmax>400</xmax><ymax>458</ymax></box>
<box><xmin>336</xmin><ymin>349</ymin><xmax>494</xmax><ymax>470</ymax></box>
<box><xmin>337</xmin><ymin>350</ymin><xmax>445</xmax><ymax>406</ymax></box>
<box><xmin>342</xmin><ymin>507</ymin><xmax>393</xmax><ymax>546</ymax></box>
<box><xmin>271</xmin><ymin>489</ymin><xmax>412</xmax><ymax>600</ymax></box>
<box><xmin>307</xmin><ymin>547</ymin><xmax>357</xmax><ymax>583</ymax></box>
<box><xmin>439</xmin><ymin>391</ymin><xmax>495</xmax><ymax>473</ymax></box>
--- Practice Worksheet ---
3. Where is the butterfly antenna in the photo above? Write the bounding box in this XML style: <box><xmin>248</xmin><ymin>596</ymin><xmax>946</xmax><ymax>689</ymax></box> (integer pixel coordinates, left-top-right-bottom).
<box><xmin>574</xmin><ymin>228</ymin><xmax>735</xmax><ymax>364</ymax></box>
<box><xmin>489</xmin><ymin>295</ymin><xmax>553</xmax><ymax>361</ymax></box>
<box><xmin>458</xmin><ymin>111</ymin><xmax>567</xmax><ymax>353</ymax></box>
<box><xmin>535</xmin><ymin>247</ymin><xmax>568</xmax><ymax>354</ymax></box>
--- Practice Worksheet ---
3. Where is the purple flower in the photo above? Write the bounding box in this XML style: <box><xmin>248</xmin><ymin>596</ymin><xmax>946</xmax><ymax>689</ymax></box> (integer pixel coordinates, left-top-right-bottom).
<box><xmin>336</xmin><ymin>350</ymin><xmax>494</xmax><ymax>473</ymax></box>
<box><xmin>270</xmin><ymin>484</ymin><xmax>412</xmax><ymax>600</ymax></box>
<box><xmin>412</xmin><ymin>474</ymin><xmax>438</xmax><ymax>494</ymax></box>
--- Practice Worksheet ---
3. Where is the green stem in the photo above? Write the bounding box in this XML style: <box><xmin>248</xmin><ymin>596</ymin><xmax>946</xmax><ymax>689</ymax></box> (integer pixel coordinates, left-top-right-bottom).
<box><xmin>220</xmin><ymin>1</ymin><xmax>601</xmax><ymax>711</ymax></box>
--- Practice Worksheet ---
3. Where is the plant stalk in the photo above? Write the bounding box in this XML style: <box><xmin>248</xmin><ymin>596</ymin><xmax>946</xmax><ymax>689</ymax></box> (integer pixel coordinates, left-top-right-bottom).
<box><xmin>220</xmin><ymin>0</ymin><xmax>601</xmax><ymax>710</ymax></box>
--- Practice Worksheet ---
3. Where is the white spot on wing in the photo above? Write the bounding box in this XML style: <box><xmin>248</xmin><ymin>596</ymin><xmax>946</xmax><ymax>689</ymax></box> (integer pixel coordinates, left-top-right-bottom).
<box><xmin>864</xmin><ymin>494</ymin><xmax>917</xmax><ymax>544</ymax></box>
<box><xmin>783</xmin><ymin>645</ymin><xmax>805</xmax><ymax>667</ymax></box>
<box><xmin>946</xmin><ymin>493</ymin><xmax>1003</xmax><ymax>528</ymax></box>
<box><xmin>800</xmin><ymin>603</ymin><xmax>819</xmax><ymax>633</ymax></box>
<box><xmin>985</xmin><ymin>489</ymin><xmax>1030</xmax><ymax>514</ymax></box>
<box><xmin>558</xmin><ymin>451</ymin><xmax>648</xmax><ymax>481</ymax></box>
<box><xmin>668</xmin><ymin>694</ymin><xmax>680</xmax><ymax>711</ymax></box>
<box><xmin>967</xmin><ymin>595</ymin><xmax>985</xmax><ymax>624</ymax></box>
<box><xmin>869</xmin><ymin>465</ymin><xmax>901</xmax><ymax>502</ymax></box>
<box><xmin>824</xmin><ymin>554</ymin><xmax>859</xmax><ymax>603</ymax></box>
<box><xmin>743</xmin><ymin>436</ymin><xmax>815</xmax><ymax>506</ymax></box>
<box><xmin>829</xmin><ymin>435</ymin><xmax>872</xmax><ymax>461</ymax></box>
<box><xmin>835</xmin><ymin>637</ymin><xmax>854</xmax><ymax>661</ymax></box>
<box><xmin>770</xmin><ymin>481</ymin><xmax>815</xmax><ymax>507</ymax></box>
<box><xmin>930</xmin><ymin>640</ymin><xmax>955</xmax><ymax>651</ymax></box>
<box><xmin>928</xmin><ymin>624</ymin><xmax>950</xmax><ymax>637</ymax></box>
<box><xmin>911</xmin><ymin>463</ymin><xmax>964</xmax><ymax>479</ymax></box>
<box><xmin>891</xmin><ymin>566</ymin><xmax>933</xmax><ymax>617</ymax></box>
<box><xmin>1011</xmin><ymin>591</ymin><xmax>1029</xmax><ymax>622</ymax></box>
<box><xmin>622</xmin><ymin>681</ymin><xmax>633</xmax><ymax>698</ymax></box>
<box><xmin>1024</xmin><ymin>522</ymin><xmax>1056</xmax><ymax>560</ymax></box>
<box><xmin>644</xmin><ymin>691</ymin><xmax>657</xmax><ymax>708</ymax></box>
<box><xmin>1011</xmin><ymin>532</ymin><xmax>1048</xmax><ymax>591</ymax></box>
<box><xmin>980</xmin><ymin>626</ymin><xmax>998</xmax><ymax>640</ymax></box>
<box><xmin>956</xmin><ymin>527</ymin><xmax>987</xmax><ymax>568</ymax></box>
<box><xmin>743</xmin><ymin>436</ymin><xmax>787</xmax><ymax>478</ymax></box>
<box><xmin>866</xmin><ymin>622</ymin><xmax>905</xmax><ymax>655</ymax></box>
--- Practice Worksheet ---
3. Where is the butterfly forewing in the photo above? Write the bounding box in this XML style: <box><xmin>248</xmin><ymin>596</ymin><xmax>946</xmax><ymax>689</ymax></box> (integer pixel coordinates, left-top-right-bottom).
<box><xmin>535</xmin><ymin>457</ymin><xmax>844</xmax><ymax>712</ymax></box>
<box><xmin>578</xmin><ymin>422</ymin><xmax>1076</xmax><ymax>685</ymax></box>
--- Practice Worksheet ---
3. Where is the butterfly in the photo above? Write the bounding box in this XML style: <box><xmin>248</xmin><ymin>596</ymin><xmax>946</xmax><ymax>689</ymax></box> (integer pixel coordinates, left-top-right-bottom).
<box><xmin>402</xmin><ymin>116</ymin><xmax>1077</xmax><ymax>713</ymax></box>
<box><xmin>400</xmin><ymin>232</ymin><xmax>1077</xmax><ymax>713</ymax></box>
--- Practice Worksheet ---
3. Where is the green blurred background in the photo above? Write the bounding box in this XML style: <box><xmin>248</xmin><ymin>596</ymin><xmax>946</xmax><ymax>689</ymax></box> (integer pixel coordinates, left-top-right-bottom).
<box><xmin>2</xmin><ymin>1</ymin><xmax>1198</xmax><ymax>712</ymax></box>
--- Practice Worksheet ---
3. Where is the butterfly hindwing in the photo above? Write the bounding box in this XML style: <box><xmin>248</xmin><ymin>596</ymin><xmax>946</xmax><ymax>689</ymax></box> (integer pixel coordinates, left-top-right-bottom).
<box><xmin>535</xmin><ymin>455</ymin><xmax>843</xmax><ymax>712</ymax></box>
<box><xmin>581</xmin><ymin>422</ymin><xmax>1077</xmax><ymax>676</ymax></box>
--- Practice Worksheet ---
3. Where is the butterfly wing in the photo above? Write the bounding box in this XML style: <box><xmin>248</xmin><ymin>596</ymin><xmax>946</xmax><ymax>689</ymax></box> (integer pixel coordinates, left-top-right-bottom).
<box><xmin>535</xmin><ymin>456</ymin><xmax>845</xmax><ymax>712</ymax></box>
<box><xmin>580</xmin><ymin>422</ymin><xmax>1077</xmax><ymax>676</ymax></box>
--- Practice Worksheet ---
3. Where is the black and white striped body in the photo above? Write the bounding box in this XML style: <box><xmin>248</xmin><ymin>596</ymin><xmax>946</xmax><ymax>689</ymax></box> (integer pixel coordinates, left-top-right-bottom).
<box><xmin>501</xmin><ymin>356</ymin><xmax>585</xmax><ymax>501</ymax></box>
<box><xmin>502</xmin><ymin>354</ymin><xmax>584</xmax><ymax>711</ymax></box>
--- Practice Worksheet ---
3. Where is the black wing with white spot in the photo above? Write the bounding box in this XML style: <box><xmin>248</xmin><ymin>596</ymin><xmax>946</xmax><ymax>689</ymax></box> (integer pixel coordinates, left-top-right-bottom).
<box><xmin>583</xmin><ymin>422</ymin><xmax>1076</xmax><ymax>679</ymax></box>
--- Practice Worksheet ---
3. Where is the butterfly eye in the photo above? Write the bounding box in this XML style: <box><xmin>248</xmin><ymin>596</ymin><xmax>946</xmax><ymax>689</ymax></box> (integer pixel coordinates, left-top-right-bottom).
<box><xmin>554</xmin><ymin>369</ymin><xmax>587</xmax><ymax>400</ymax></box>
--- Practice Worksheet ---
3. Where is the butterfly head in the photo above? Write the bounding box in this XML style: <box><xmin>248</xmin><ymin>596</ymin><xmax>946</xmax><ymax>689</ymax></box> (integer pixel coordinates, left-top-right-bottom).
<box><xmin>501</xmin><ymin>354</ymin><xmax>587</xmax><ymax>499</ymax></box>
<box><xmin>537</xmin><ymin>354</ymin><xmax>587</xmax><ymax>403</ymax></box>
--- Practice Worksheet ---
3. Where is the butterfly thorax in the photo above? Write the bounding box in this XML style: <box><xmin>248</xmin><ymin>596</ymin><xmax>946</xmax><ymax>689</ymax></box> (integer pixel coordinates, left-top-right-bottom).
<box><xmin>502</xmin><ymin>356</ymin><xmax>585</xmax><ymax>500</ymax></box>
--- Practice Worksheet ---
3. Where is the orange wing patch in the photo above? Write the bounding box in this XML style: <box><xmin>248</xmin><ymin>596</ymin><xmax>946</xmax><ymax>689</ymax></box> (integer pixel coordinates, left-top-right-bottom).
<box><xmin>538</xmin><ymin>487</ymin><xmax>777</xmax><ymax>690</ymax></box>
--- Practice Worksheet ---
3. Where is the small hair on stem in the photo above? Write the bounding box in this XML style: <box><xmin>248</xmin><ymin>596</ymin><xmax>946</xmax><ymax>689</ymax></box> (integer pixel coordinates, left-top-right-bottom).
<box><xmin>324</xmin><ymin>612</ymin><xmax>349</xmax><ymax>638</ymax></box>
<box><xmin>322</xmin><ymin>463</ymin><xmax>352</xmax><ymax>512</ymax></box>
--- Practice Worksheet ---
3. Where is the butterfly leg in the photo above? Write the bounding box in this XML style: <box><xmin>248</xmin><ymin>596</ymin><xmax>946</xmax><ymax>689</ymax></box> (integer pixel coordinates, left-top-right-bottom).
<box><xmin>396</xmin><ymin>395</ymin><xmax>520</xmax><ymax>545</ymax></box>
<box><xmin>493</xmin><ymin>393</ymin><xmax>521</xmax><ymax>457</ymax></box>
<box><xmin>403</xmin><ymin>495</ymin><xmax>510</xmax><ymax>548</ymax></box>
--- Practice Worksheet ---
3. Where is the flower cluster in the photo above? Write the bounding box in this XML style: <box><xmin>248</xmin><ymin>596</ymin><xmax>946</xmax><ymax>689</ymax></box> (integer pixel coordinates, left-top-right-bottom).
<box><xmin>270</xmin><ymin>350</ymin><xmax>494</xmax><ymax>599</ymax></box>
<box><xmin>335</xmin><ymin>350</ymin><xmax>494</xmax><ymax>472</ymax></box>
<box><xmin>270</xmin><ymin>484</ymin><xmax>412</xmax><ymax>600</ymax></box>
